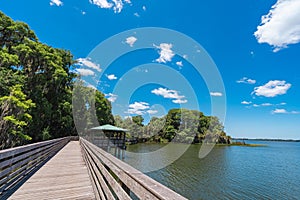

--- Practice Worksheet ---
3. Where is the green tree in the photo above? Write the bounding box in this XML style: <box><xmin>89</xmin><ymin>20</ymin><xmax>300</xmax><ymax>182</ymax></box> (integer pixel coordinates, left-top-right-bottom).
<box><xmin>95</xmin><ymin>90</ymin><xmax>115</xmax><ymax>125</ymax></box>
<box><xmin>132</xmin><ymin>115</ymin><xmax>144</xmax><ymax>126</ymax></box>
<box><xmin>0</xmin><ymin>85</ymin><xmax>35</xmax><ymax>149</ymax></box>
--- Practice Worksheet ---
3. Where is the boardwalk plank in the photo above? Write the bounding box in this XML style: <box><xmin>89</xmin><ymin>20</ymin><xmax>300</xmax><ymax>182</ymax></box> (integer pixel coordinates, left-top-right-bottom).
<box><xmin>8</xmin><ymin>141</ymin><xmax>95</xmax><ymax>200</ymax></box>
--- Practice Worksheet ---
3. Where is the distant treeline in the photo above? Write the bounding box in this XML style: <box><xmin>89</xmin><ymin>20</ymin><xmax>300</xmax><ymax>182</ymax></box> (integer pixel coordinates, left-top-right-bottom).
<box><xmin>233</xmin><ymin>138</ymin><xmax>300</xmax><ymax>142</ymax></box>
<box><xmin>114</xmin><ymin>108</ymin><xmax>231</xmax><ymax>144</ymax></box>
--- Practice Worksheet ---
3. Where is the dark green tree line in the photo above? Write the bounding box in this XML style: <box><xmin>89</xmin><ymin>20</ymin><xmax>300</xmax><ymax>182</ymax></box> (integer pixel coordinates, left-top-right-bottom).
<box><xmin>114</xmin><ymin>108</ymin><xmax>231</xmax><ymax>144</ymax></box>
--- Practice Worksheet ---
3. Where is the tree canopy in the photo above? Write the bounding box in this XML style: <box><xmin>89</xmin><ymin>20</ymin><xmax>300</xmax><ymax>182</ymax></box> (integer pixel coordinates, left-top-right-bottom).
<box><xmin>0</xmin><ymin>12</ymin><xmax>114</xmax><ymax>149</ymax></box>
<box><xmin>115</xmin><ymin>109</ymin><xmax>231</xmax><ymax>144</ymax></box>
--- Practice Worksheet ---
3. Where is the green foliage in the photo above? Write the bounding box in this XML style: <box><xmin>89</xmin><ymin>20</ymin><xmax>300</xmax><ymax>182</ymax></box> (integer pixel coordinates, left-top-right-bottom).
<box><xmin>42</xmin><ymin>126</ymin><xmax>51</xmax><ymax>140</ymax></box>
<box><xmin>0</xmin><ymin>11</ymin><xmax>114</xmax><ymax>148</ymax></box>
<box><xmin>95</xmin><ymin>90</ymin><xmax>115</xmax><ymax>125</ymax></box>
<box><xmin>114</xmin><ymin>108</ymin><xmax>231</xmax><ymax>144</ymax></box>
<box><xmin>0</xmin><ymin>85</ymin><xmax>35</xmax><ymax>149</ymax></box>
<box><xmin>73</xmin><ymin>81</ymin><xmax>115</xmax><ymax>136</ymax></box>
<box><xmin>132</xmin><ymin>115</ymin><xmax>144</xmax><ymax>126</ymax></box>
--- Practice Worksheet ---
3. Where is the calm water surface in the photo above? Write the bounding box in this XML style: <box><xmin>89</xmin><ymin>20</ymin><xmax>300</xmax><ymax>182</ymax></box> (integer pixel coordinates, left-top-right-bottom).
<box><xmin>124</xmin><ymin>141</ymin><xmax>300</xmax><ymax>199</ymax></box>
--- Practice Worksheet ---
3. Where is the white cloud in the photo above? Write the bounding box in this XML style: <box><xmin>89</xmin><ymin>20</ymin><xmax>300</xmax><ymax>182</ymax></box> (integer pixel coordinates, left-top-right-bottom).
<box><xmin>81</xmin><ymin>11</ymin><xmax>86</xmax><ymax>15</ymax></box>
<box><xmin>251</xmin><ymin>103</ymin><xmax>272</xmax><ymax>107</ymax></box>
<box><xmin>90</xmin><ymin>0</ymin><xmax>131</xmax><ymax>13</ymax></box>
<box><xmin>112</xmin><ymin>0</ymin><xmax>123</xmax><ymax>13</ymax></box>
<box><xmin>134</xmin><ymin>13</ymin><xmax>140</xmax><ymax>17</ymax></box>
<box><xmin>253</xmin><ymin>80</ymin><xmax>291</xmax><ymax>97</ymax></box>
<box><xmin>237</xmin><ymin>77</ymin><xmax>256</xmax><ymax>84</ymax></box>
<box><xmin>272</xmin><ymin>108</ymin><xmax>299</xmax><ymax>114</ymax></box>
<box><xmin>241</xmin><ymin>101</ymin><xmax>252</xmax><ymax>105</ymax></box>
<box><xmin>154</xmin><ymin>43</ymin><xmax>175</xmax><ymax>63</ymax></box>
<box><xmin>152</xmin><ymin>88</ymin><xmax>184</xmax><ymax>99</ymax></box>
<box><xmin>254</xmin><ymin>0</ymin><xmax>300</xmax><ymax>52</ymax></box>
<box><xmin>77</xmin><ymin>58</ymin><xmax>101</xmax><ymax>72</ymax></box>
<box><xmin>125</xmin><ymin>36</ymin><xmax>137</xmax><ymax>47</ymax></box>
<box><xmin>176</xmin><ymin>61</ymin><xmax>183</xmax><ymax>67</ymax></box>
<box><xmin>247</xmin><ymin>102</ymin><xmax>287</xmax><ymax>107</ymax></box>
<box><xmin>272</xmin><ymin>108</ymin><xmax>287</xmax><ymax>114</ymax></box>
<box><xmin>50</xmin><ymin>0</ymin><xmax>63</xmax><ymax>6</ymax></box>
<box><xmin>105</xmin><ymin>93</ymin><xmax>118</xmax><ymax>102</ymax></box>
<box><xmin>90</xmin><ymin>0</ymin><xmax>113</xmax><ymax>9</ymax></box>
<box><xmin>151</xmin><ymin>88</ymin><xmax>187</xmax><ymax>104</ymax></box>
<box><xmin>147</xmin><ymin>110</ymin><xmax>158</xmax><ymax>115</ymax></box>
<box><xmin>77</xmin><ymin>69</ymin><xmax>94</xmax><ymax>76</ymax></box>
<box><xmin>127</xmin><ymin>102</ymin><xmax>150</xmax><ymax>115</ymax></box>
<box><xmin>172</xmin><ymin>99</ymin><xmax>188</xmax><ymax>104</ymax></box>
<box><xmin>261</xmin><ymin>103</ymin><xmax>273</xmax><ymax>107</ymax></box>
<box><xmin>142</xmin><ymin>6</ymin><xmax>146</xmax><ymax>11</ymax></box>
<box><xmin>210</xmin><ymin>92</ymin><xmax>223</xmax><ymax>97</ymax></box>
<box><xmin>106</xmin><ymin>74</ymin><xmax>117</xmax><ymax>80</ymax></box>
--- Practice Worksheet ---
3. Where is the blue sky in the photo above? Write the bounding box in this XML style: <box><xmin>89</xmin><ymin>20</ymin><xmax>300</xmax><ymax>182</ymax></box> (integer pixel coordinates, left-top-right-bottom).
<box><xmin>1</xmin><ymin>0</ymin><xmax>300</xmax><ymax>139</ymax></box>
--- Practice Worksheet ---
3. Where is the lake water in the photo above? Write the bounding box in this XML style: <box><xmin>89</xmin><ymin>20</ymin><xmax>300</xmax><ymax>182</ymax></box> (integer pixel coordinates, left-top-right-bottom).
<box><xmin>124</xmin><ymin>141</ymin><xmax>300</xmax><ymax>199</ymax></box>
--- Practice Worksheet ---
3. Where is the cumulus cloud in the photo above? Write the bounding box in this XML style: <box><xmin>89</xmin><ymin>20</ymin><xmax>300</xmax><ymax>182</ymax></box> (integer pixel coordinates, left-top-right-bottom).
<box><xmin>147</xmin><ymin>110</ymin><xmax>158</xmax><ymax>114</ymax></box>
<box><xmin>106</xmin><ymin>74</ymin><xmax>117</xmax><ymax>80</ymax></box>
<box><xmin>76</xmin><ymin>58</ymin><xmax>101</xmax><ymax>72</ymax></box>
<box><xmin>142</xmin><ymin>6</ymin><xmax>146</xmax><ymax>11</ymax></box>
<box><xmin>172</xmin><ymin>99</ymin><xmax>188</xmax><ymax>104</ymax></box>
<box><xmin>253</xmin><ymin>80</ymin><xmax>291</xmax><ymax>97</ymax></box>
<box><xmin>105</xmin><ymin>93</ymin><xmax>118</xmax><ymax>102</ymax></box>
<box><xmin>127</xmin><ymin>102</ymin><xmax>150</xmax><ymax>115</ymax></box>
<box><xmin>271</xmin><ymin>108</ymin><xmax>299</xmax><ymax>114</ymax></box>
<box><xmin>273</xmin><ymin>108</ymin><xmax>287</xmax><ymax>114</ymax></box>
<box><xmin>50</xmin><ymin>0</ymin><xmax>63</xmax><ymax>6</ymax></box>
<box><xmin>245</xmin><ymin>102</ymin><xmax>287</xmax><ymax>107</ymax></box>
<box><xmin>125</xmin><ymin>36</ymin><xmax>137</xmax><ymax>47</ymax></box>
<box><xmin>151</xmin><ymin>87</ymin><xmax>187</xmax><ymax>104</ymax></box>
<box><xmin>176</xmin><ymin>61</ymin><xmax>183</xmax><ymax>67</ymax></box>
<box><xmin>261</xmin><ymin>103</ymin><xmax>273</xmax><ymax>107</ymax></box>
<box><xmin>254</xmin><ymin>0</ymin><xmax>300</xmax><ymax>52</ymax></box>
<box><xmin>237</xmin><ymin>77</ymin><xmax>256</xmax><ymax>84</ymax></box>
<box><xmin>77</xmin><ymin>69</ymin><xmax>94</xmax><ymax>76</ymax></box>
<box><xmin>154</xmin><ymin>43</ymin><xmax>175</xmax><ymax>63</ymax></box>
<box><xmin>90</xmin><ymin>0</ymin><xmax>131</xmax><ymax>13</ymax></box>
<box><xmin>90</xmin><ymin>0</ymin><xmax>113</xmax><ymax>9</ymax></box>
<box><xmin>241</xmin><ymin>101</ymin><xmax>252</xmax><ymax>105</ymax></box>
<box><xmin>252</xmin><ymin>103</ymin><xmax>273</xmax><ymax>107</ymax></box>
<box><xmin>210</xmin><ymin>92</ymin><xmax>223</xmax><ymax>97</ymax></box>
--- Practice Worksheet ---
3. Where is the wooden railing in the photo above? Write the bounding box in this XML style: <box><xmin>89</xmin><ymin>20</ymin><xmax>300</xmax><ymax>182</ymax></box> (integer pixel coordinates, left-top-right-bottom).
<box><xmin>0</xmin><ymin>137</ymin><xmax>71</xmax><ymax>198</ymax></box>
<box><xmin>80</xmin><ymin>137</ymin><xmax>187</xmax><ymax>200</ymax></box>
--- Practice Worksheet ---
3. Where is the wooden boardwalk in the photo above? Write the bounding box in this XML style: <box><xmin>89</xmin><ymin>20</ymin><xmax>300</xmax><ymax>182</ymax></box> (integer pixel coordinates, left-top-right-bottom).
<box><xmin>8</xmin><ymin>141</ymin><xmax>95</xmax><ymax>200</ymax></box>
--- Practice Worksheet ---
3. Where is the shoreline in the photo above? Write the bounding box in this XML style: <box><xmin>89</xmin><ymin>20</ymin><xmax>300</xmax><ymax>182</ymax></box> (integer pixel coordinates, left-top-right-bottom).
<box><xmin>232</xmin><ymin>138</ymin><xmax>300</xmax><ymax>142</ymax></box>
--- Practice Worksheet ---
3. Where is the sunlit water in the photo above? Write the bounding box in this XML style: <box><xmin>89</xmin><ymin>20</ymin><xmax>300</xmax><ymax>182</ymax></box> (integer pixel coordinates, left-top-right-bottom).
<box><xmin>124</xmin><ymin>141</ymin><xmax>300</xmax><ymax>199</ymax></box>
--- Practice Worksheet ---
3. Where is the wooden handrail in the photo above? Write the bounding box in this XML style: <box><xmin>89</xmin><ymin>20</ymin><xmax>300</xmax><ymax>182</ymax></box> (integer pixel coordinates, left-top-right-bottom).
<box><xmin>80</xmin><ymin>137</ymin><xmax>187</xmax><ymax>200</ymax></box>
<box><xmin>0</xmin><ymin>137</ymin><xmax>71</xmax><ymax>198</ymax></box>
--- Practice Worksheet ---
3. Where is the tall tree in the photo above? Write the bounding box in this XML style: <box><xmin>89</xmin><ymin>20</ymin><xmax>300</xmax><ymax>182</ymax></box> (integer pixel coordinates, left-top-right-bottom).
<box><xmin>0</xmin><ymin>85</ymin><xmax>35</xmax><ymax>149</ymax></box>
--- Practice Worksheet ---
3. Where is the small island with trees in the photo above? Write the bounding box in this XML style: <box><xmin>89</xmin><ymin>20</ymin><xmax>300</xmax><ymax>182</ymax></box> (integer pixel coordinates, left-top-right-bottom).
<box><xmin>114</xmin><ymin>109</ymin><xmax>231</xmax><ymax>145</ymax></box>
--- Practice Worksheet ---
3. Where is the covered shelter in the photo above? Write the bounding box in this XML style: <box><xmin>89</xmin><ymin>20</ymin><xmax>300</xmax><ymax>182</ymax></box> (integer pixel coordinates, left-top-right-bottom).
<box><xmin>88</xmin><ymin>124</ymin><xmax>127</xmax><ymax>158</ymax></box>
